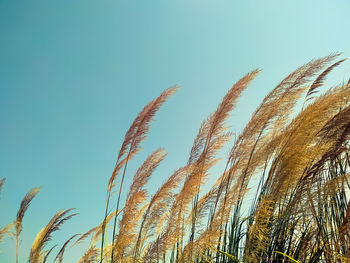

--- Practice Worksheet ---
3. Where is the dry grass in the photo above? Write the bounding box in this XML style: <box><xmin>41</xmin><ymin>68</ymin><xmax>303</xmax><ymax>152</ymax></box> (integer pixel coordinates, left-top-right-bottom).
<box><xmin>1</xmin><ymin>54</ymin><xmax>350</xmax><ymax>262</ymax></box>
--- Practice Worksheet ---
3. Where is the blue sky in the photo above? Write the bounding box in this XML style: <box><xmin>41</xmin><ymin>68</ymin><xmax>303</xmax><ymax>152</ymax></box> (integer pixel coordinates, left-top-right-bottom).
<box><xmin>1</xmin><ymin>0</ymin><xmax>350</xmax><ymax>261</ymax></box>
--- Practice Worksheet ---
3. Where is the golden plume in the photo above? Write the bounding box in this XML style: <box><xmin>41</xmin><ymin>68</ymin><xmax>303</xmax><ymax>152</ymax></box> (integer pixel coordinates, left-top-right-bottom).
<box><xmin>107</xmin><ymin>86</ymin><xmax>179</xmax><ymax>192</ymax></box>
<box><xmin>29</xmin><ymin>208</ymin><xmax>77</xmax><ymax>263</ymax></box>
<box><xmin>305</xmin><ymin>58</ymin><xmax>347</xmax><ymax>103</ymax></box>
<box><xmin>102</xmin><ymin>87</ymin><xmax>178</xmax><ymax>263</ymax></box>
<box><xmin>113</xmin><ymin>149</ymin><xmax>167</xmax><ymax>261</ymax></box>
<box><xmin>15</xmin><ymin>187</ymin><xmax>41</xmax><ymax>263</ymax></box>
<box><xmin>134</xmin><ymin>167</ymin><xmax>188</xmax><ymax>259</ymax></box>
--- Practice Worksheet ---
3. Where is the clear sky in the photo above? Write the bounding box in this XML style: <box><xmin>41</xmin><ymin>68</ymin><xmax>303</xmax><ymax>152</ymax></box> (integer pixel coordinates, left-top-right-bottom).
<box><xmin>1</xmin><ymin>0</ymin><xmax>350</xmax><ymax>262</ymax></box>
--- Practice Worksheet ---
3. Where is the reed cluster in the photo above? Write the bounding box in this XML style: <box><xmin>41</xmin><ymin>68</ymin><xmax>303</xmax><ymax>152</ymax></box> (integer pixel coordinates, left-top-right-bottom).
<box><xmin>1</xmin><ymin>54</ymin><xmax>350</xmax><ymax>262</ymax></box>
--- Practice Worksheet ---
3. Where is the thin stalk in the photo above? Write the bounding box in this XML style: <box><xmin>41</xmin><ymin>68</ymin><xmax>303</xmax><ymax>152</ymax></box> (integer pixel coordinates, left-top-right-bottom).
<box><xmin>110</xmin><ymin>158</ymin><xmax>130</xmax><ymax>263</ymax></box>
<box><xmin>100</xmin><ymin>190</ymin><xmax>111</xmax><ymax>263</ymax></box>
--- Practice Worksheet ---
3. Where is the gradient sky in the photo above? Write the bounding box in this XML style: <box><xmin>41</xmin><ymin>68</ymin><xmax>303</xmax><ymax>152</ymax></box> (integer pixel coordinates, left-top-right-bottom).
<box><xmin>1</xmin><ymin>0</ymin><xmax>350</xmax><ymax>262</ymax></box>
